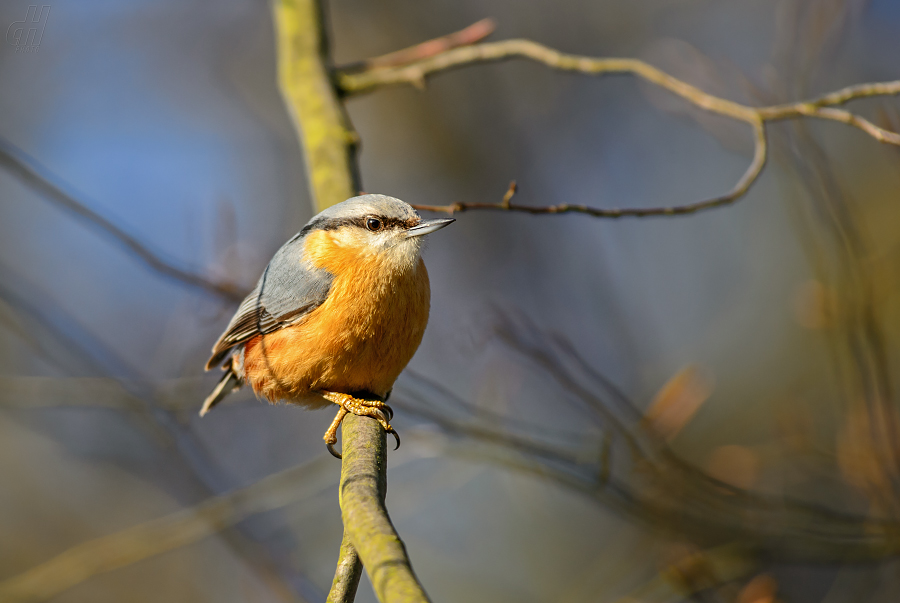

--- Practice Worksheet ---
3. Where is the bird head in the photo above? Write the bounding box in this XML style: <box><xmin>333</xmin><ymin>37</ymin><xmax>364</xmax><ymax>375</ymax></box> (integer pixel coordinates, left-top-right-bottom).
<box><xmin>302</xmin><ymin>195</ymin><xmax>454</xmax><ymax>270</ymax></box>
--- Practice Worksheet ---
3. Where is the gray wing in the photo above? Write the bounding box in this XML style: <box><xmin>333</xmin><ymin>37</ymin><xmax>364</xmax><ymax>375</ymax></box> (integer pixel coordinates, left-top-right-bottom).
<box><xmin>206</xmin><ymin>233</ymin><xmax>334</xmax><ymax>369</ymax></box>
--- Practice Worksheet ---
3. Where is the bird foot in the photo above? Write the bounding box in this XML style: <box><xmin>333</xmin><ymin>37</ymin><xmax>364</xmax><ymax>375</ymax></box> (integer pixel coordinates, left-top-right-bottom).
<box><xmin>320</xmin><ymin>391</ymin><xmax>400</xmax><ymax>459</ymax></box>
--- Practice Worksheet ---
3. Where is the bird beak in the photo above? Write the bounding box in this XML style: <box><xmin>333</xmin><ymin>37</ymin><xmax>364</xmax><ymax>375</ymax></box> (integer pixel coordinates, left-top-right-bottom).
<box><xmin>405</xmin><ymin>218</ymin><xmax>455</xmax><ymax>238</ymax></box>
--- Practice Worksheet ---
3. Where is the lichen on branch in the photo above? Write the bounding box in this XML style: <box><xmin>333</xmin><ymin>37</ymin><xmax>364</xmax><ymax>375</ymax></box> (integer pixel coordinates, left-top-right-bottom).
<box><xmin>273</xmin><ymin>0</ymin><xmax>360</xmax><ymax>212</ymax></box>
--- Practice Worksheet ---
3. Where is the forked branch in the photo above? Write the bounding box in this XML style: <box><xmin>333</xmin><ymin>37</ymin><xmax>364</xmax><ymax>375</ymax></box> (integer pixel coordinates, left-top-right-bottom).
<box><xmin>338</xmin><ymin>415</ymin><xmax>430</xmax><ymax>603</ymax></box>
<box><xmin>336</xmin><ymin>35</ymin><xmax>900</xmax><ymax>219</ymax></box>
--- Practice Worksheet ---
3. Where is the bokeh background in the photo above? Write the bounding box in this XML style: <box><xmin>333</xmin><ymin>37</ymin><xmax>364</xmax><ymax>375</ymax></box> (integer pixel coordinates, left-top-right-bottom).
<box><xmin>2</xmin><ymin>0</ymin><xmax>900</xmax><ymax>601</ymax></box>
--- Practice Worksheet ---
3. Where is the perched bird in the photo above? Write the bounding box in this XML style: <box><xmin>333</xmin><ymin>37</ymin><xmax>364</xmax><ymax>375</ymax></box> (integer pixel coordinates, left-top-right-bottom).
<box><xmin>201</xmin><ymin>194</ymin><xmax>453</xmax><ymax>457</ymax></box>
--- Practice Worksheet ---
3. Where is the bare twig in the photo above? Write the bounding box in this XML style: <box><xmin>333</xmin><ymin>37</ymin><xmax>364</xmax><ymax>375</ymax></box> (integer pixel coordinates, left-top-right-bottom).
<box><xmin>0</xmin><ymin>140</ymin><xmax>243</xmax><ymax>303</ymax></box>
<box><xmin>338</xmin><ymin>414</ymin><xmax>430</xmax><ymax>603</ymax></box>
<box><xmin>414</xmin><ymin>117</ymin><xmax>762</xmax><ymax>218</ymax></box>
<box><xmin>767</xmin><ymin>105</ymin><xmax>900</xmax><ymax>145</ymax></box>
<box><xmin>337</xmin><ymin>37</ymin><xmax>900</xmax><ymax>219</ymax></box>
<box><xmin>336</xmin><ymin>38</ymin><xmax>900</xmax><ymax>121</ymax></box>
<box><xmin>339</xmin><ymin>18</ymin><xmax>495</xmax><ymax>75</ymax></box>
<box><xmin>770</xmin><ymin>80</ymin><xmax>900</xmax><ymax>110</ymax></box>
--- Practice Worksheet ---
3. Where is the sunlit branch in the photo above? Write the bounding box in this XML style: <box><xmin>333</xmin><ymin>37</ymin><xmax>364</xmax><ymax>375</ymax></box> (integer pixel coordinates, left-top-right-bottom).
<box><xmin>273</xmin><ymin>0</ymin><xmax>360</xmax><ymax>212</ymax></box>
<box><xmin>273</xmin><ymin>2</ymin><xmax>431</xmax><ymax>601</ymax></box>
<box><xmin>336</xmin><ymin>33</ymin><xmax>900</xmax><ymax>219</ymax></box>
<box><xmin>338</xmin><ymin>414</ymin><xmax>431</xmax><ymax>602</ymax></box>
<box><xmin>326</xmin><ymin>532</ymin><xmax>364</xmax><ymax>603</ymax></box>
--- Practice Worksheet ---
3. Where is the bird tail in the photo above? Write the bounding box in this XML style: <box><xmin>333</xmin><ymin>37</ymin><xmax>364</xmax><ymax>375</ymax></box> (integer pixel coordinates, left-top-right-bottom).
<box><xmin>200</xmin><ymin>367</ymin><xmax>242</xmax><ymax>417</ymax></box>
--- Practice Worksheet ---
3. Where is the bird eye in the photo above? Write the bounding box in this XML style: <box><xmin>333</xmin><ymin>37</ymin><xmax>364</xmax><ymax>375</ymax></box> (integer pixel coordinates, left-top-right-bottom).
<box><xmin>366</xmin><ymin>217</ymin><xmax>382</xmax><ymax>232</ymax></box>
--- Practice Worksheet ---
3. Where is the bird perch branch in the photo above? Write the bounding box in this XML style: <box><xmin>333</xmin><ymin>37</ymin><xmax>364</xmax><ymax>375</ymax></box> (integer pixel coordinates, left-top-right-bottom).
<box><xmin>338</xmin><ymin>414</ymin><xmax>431</xmax><ymax>603</ymax></box>
<box><xmin>272</xmin><ymin>2</ymin><xmax>429</xmax><ymax>602</ymax></box>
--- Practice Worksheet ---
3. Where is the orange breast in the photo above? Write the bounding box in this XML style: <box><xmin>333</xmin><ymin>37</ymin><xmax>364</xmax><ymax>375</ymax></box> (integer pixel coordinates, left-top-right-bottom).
<box><xmin>242</xmin><ymin>230</ymin><xmax>431</xmax><ymax>407</ymax></box>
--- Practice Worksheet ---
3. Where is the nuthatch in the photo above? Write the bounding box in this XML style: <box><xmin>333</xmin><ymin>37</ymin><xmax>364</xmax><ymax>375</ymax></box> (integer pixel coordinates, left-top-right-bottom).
<box><xmin>201</xmin><ymin>194</ymin><xmax>453</xmax><ymax>457</ymax></box>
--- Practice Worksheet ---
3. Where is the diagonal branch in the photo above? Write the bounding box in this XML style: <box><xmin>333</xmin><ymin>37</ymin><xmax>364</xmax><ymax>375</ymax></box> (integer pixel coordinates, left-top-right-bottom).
<box><xmin>335</xmin><ymin>37</ymin><xmax>900</xmax><ymax>126</ymax></box>
<box><xmin>0</xmin><ymin>140</ymin><xmax>243</xmax><ymax>303</ymax></box>
<box><xmin>339</xmin><ymin>18</ymin><xmax>495</xmax><ymax>74</ymax></box>
<box><xmin>336</xmin><ymin>39</ymin><xmax>755</xmax><ymax>122</ymax></box>
<box><xmin>0</xmin><ymin>457</ymin><xmax>335</xmax><ymax>603</ymax></box>
<box><xmin>770</xmin><ymin>80</ymin><xmax>900</xmax><ymax>110</ymax></box>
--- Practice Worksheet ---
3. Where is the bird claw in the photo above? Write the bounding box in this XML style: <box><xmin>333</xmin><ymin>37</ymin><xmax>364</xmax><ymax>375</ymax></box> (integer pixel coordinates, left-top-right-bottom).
<box><xmin>372</xmin><ymin>408</ymin><xmax>400</xmax><ymax>451</ymax></box>
<box><xmin>326</xmin><ymin>441</ymin><xmax>342</xmax><ymax>459</ymax></box>
<box><xmin>320</xmin><ymin>391</ymin><xmax>401</xmax><ymax>458</ymax></box>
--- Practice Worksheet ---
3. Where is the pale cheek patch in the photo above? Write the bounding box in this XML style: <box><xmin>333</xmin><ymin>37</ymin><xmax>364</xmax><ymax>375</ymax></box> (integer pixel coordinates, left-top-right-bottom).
<box><xmin>372</xmin><ymin>231</ymin><xmax>394</xmax><ymax>250</ymax></box>
<box><xmin>304</xmin><ymin>226</ymin><xmax>422</xmax><ymax>275</ymax></box>
<box><xmin>382</xmin><ymin>238</ymin><xmax>422</xmax><ymax>271</ymax></box>
<box><xmin>329</xmin><ymin>229</ymin><xmax>371</xmax><ymax>251</ymax></box>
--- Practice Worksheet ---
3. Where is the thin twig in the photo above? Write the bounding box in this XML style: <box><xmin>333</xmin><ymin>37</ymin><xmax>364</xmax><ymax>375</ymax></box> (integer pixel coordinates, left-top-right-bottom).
<box><xmin>769</xmin><ymin>105</ymin><xmax>900</xmax><ymax>145</ymax></box>
<box><xmin>0</xmin><ymin>140</ymin><xmax>243</xmax><ymax>303</ymax></box>
<box><xmin>337</xmin><ymin>37</ymin><xmax>900</xmax><ymax>219</ymax></box>
<box><xmin>339</xmin><ymin>18</ymin><xmax>495</xmax><ymax>75</ymax></box>
<box><xmin>768</xmin><ymin>80</ymin><xmax>900</xmax><ymax>110</ymax></box>
<box><xmin>414</xmin><ymin>117</ymin><xmax>764</xmax><ymax>218</ymax></box>
<box><xmin>337</xmin><ymin>39</ymin><xmax>753</xmax><ymax>122</ymax></box>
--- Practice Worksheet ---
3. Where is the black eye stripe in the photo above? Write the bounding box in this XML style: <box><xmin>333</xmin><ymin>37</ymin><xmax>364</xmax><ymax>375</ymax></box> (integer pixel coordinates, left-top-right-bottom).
<box><xmin>302</xmin><ymin>215</ymin><xmax>420</xmax><ymax>233</ymax></box>
<box><xmin>361</xmin><ymin>216</ymin><xmax>417</xmax><ymax>230</ymax></box>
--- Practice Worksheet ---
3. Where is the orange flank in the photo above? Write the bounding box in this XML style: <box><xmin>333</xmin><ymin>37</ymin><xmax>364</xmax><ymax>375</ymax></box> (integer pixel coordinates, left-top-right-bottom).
<box><xmin>242</xmin><ymin>229</ymin><xmax>431</xmax><ymax>406</ymax></box>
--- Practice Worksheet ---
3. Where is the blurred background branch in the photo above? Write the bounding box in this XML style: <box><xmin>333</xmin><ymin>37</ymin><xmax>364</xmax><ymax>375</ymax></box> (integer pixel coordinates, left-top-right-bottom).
<box><xmin>0</xmin><ymin>457</ymin><xmax>335</xmax><ymax>603</ymax></box>
<box><xmin>0</xmin><ymin>140</ymin><xmax>243</xmax><ymax>303</ymax></box>
<box><xmin>390</xmin><ymin>312</ymin><xmax>900</xmax><ymax>563</ymax></box>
